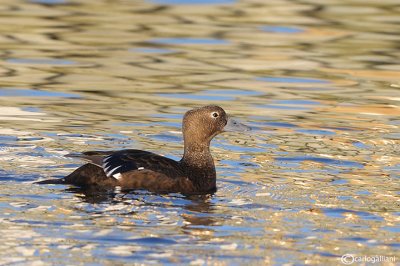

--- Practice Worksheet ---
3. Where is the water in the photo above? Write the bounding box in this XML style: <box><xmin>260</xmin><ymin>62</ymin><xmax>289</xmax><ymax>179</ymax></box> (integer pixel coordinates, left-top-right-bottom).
<box><xmin>0</xmin><ymin>0</ymin><xmax>399</xmax><ymax>265</ymax></box>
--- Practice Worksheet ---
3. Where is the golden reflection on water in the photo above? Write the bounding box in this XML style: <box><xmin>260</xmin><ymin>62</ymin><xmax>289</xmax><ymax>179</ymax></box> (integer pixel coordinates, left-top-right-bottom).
<box><xmin>0</xmin><ymin>0</ymin><xmax>399</xmax><ymax>265</ymax></box>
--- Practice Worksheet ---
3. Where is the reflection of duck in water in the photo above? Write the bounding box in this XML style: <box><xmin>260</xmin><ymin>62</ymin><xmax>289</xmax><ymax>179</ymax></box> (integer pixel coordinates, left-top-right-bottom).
<box><xmin>37</xmin><ymin>106</ymin><xmax>249</xmax><ymax>195</ymax></box>
<box><xmin>67</xmin><ymin>186</ymin><xmax>218</xmax><ymax>236</ymax></box>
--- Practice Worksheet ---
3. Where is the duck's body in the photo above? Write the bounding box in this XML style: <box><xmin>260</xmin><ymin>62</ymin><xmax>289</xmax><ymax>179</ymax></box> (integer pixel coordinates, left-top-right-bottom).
<box><xmin>37</xmin><ymin>106</ymin><xmax>248</xmax><ymax>195</ymax></box>
<box><xmin>50</xmin><ymin>149</ymin><xmax>216</xmax><ymax>194</ymax></box>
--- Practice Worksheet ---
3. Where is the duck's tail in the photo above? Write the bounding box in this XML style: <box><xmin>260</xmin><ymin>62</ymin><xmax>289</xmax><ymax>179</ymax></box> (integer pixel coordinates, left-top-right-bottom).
<box><xmin>35</xmin><ymin>163</ymin><xmax>118</xmax><ymax>187</ymax></box>
<box><xmin>35</xmin><ymin>178</ymin><xmax>66</xmax><ymax>184</ymax></box>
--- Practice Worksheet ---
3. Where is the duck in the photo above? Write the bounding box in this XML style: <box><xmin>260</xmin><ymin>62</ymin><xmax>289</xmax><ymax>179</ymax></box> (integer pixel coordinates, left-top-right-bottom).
<box><xmin>36</xmin><ymin>105</ymin><xmax>250</xmax><ymax>195</ymax></box>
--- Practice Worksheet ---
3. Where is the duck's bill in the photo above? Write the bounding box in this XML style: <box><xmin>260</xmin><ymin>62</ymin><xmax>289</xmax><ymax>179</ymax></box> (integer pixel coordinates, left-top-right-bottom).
<box><xmin>224</xmin><ymin>117</ymin><xmax>251</xmax><ymax>132</ymax></box>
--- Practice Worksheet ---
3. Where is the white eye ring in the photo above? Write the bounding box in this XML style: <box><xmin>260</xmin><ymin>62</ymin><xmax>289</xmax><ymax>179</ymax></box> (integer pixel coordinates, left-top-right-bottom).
<box><xmin>211</xmin><ymin>112</ymin><xmax>219</xmax><ymax>118</ymax></box>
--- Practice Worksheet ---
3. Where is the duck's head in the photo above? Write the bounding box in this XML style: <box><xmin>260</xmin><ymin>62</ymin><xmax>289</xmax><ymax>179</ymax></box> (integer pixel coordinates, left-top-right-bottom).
<box><xmin>182</xmin><ymin>105</ymin><xmax>249</xmax><ymax>147</ymax></box>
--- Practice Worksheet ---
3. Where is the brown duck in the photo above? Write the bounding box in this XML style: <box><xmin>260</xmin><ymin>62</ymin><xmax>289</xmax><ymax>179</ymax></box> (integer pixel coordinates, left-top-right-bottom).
<box><xmin>37</xmin><ymin>105</ymin><xmax>249</xmax><ymax>195</ymax></box>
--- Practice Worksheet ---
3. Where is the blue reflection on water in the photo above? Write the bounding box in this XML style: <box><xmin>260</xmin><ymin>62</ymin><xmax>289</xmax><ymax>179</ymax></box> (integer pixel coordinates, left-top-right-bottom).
<box><xmin>296</xmin><ymin>129</ymin><xmax>336</xmax><ymax>136</ymax></box>
<box><xmin>149</xmin><ymin>134</ymin><xmax>182</xmax><ymax>142</ymax></box>
<box><xmin>381</xmin><ymin>226</ymin><xmax>400</xmax><ymax>233</ymax></box>
<box><xmin>150</xmin><ymin>38</ymin><xmax>229</xmax><ymax>45</ymax></box>
<box><xmin>0</xmin><ymin>136</ymin><xmax>18</xmax><ymax>142</ymax></box>
<box><xmin>150</xmin><ymin>0</ymin><xmax>235</xmax><ymax>4</ymax></box>
<box><xmin>203</xmin><ymin>89</ymin><xmax>262</xmax><ymax>96</ymax></box>
<box><xmin>260</xmin><ymin>25</ymin><xmax>304</xmax><ymax>34</ymax></box>
<box><xmin>352</xmin><ymin>141</ymin><xmax>370</xmax><ymax>149</ymax></box>
<box><xmin>257</xmin><ymin>77</ymin><xmax>330</xmax><ymax>84</ymax></box>
<box><xmin>254</xmin><ymin>99</ymin><xmax>322</xmax><ymax>111</ymax></box>
<box><xmin>150</xmin><ymin>113</ymin><xmax>183</xmax><ymax>119</ymax></box>
<box><xmin>276</xmin><ymin>156</ymin><xmax>364</xmax><ymax>168</ymax></box>
<box><xmin>322</xmin><ymin>208</ymin><xmax>383</xmax><ymax>221</ymax></box>
<box><xmin>256</xmin><ymin>104</ymin><xmax>311</xmax><ymax>111</ymax></box>
<box><xmin>157</xmin><ymin>89</ymin><xmax>260</xmax><ymax>101</ymax></box>
<box><xmin>331</xmin><ymin>179</ymin><xmax>348</xmax><ymax>185</ymax></box>
<box><xmin>279</xmin><ymin>168</ymin><xmax>341</xmax><ymax>175</ymax></box>
<box><xmin>129</xmin><ymin>47</ymin><xmax>175</xmax><ymax>54</ymax></box>
<box><xmin>7</xmin><ymin>58</ymin><xmax>75</xmax><ymax>65</ymax></box>
<box><xmin>263</xmin><ymin>122</ymin><xmax>298</xmax><ymax>128</ymax></box>
<box><xmin>158</xmin><ymin>93</ymin><xmax>234</xmax><ymax>101</ymax></box>
<box><xmin>30</xmin><ymin>0</ymin><xmax>66</xmax><ymax>4</ymax></box>
<box><xmin>23</xmin><ymin>107</ymin><xmax>42</xmax><ymax>113</ymax></box>
<box><xmin>274</xmin><ymin>100</ymin><xmax>321</xmax><ymax>105</ymax></box>
<box><xmin>0</xmin><ymin>88</ymin><xmax>81</xmax><ymax>98</ymax></box>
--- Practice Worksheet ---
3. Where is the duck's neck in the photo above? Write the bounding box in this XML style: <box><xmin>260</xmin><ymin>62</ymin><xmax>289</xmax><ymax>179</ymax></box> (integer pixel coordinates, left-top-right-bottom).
<box><xmin>180</xmin><ymin>142</ymin><xmax>216</xmax><ymax>192</ymax></box>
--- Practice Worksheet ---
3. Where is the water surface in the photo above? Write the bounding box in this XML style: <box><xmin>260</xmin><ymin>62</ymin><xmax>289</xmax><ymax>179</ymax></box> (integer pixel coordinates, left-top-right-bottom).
<box><xmin>0</xmin><ymin>0</ymin><xmax>399</xmax><ymax>265</ymax></box>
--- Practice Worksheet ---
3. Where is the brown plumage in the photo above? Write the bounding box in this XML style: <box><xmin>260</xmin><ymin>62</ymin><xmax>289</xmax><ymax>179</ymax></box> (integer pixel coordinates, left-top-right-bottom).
<box><xmin>36</xmin><ymin>105</ymin><xmax>249</xmax><ymax>195</ymax></box>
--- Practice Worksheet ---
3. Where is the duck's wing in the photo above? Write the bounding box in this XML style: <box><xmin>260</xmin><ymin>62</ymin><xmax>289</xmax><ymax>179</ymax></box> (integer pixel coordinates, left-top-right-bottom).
<box><xmin>100</xmin><ymin>149</ymin><xmax>183</xmax><ymax>179</ymax></box>
<box><xmin>99</xmin><ymin>149</ymin><xmax>187</xmax><ymax>192</ymax></box>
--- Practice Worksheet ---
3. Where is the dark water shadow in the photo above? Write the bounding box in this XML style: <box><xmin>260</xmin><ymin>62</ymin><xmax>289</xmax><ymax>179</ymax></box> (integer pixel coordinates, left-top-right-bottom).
<box><xmin>72</xmin><ymin>187</ymin><xmax>218</xmax><ymax>236</ymax></box>
<box><xmin>63</xmin><ymin>186</ymin><xmax>216</xmax><ymax>226</ymax></box>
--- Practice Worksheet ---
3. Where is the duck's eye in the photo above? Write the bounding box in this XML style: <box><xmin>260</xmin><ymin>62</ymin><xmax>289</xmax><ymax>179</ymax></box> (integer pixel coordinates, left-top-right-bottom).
<box><xmin>211</xmin><ymin>112</ymin><xmax>219</xmax><ymax>118</ymax></box>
